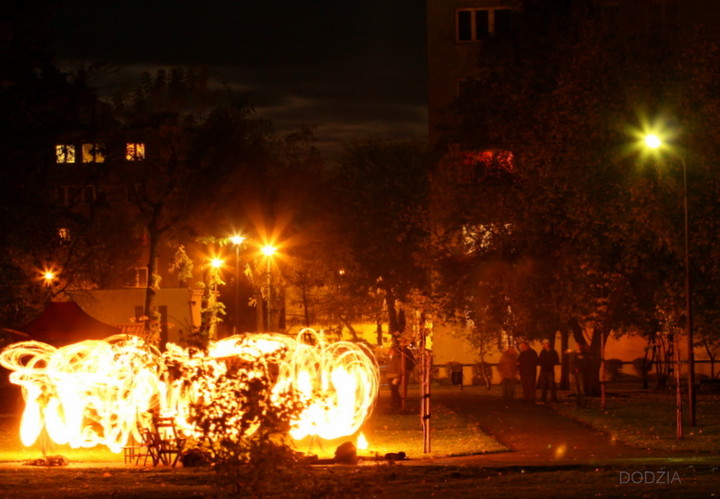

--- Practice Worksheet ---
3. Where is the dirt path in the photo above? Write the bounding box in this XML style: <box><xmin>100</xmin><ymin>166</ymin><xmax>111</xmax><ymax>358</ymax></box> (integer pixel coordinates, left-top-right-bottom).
<box><xmin>424</xmin><ymin>387</ymin><xmax>713</xmax><ymax>467</ymax></box>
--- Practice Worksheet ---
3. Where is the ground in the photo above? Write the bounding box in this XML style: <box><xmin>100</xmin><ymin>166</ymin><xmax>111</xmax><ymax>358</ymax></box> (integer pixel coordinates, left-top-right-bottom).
<box><xmin>0</xmin><ymin>384</ymin><xmax>719</xmax><ymax>498</ymax></box>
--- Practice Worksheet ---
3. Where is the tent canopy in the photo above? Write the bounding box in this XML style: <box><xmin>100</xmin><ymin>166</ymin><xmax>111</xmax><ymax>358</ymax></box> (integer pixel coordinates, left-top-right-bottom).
<box><xmin>21</xmin><ymin>301</ymin><xmax>121</xmax><ymax>346</ymax></box>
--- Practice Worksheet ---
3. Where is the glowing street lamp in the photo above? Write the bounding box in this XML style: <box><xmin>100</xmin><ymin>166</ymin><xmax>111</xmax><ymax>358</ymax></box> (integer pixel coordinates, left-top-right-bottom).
<box><xmin>229</xmin><ymin>235</ymin><xmax>246</xmax><ymax>333</ymax></box>
<box><xmin>42</xmin><ymin>271</ymin><xmax>56</xmax><ymax>285</ymax></box>
<box><xmin>643</xmin><ymin>132</ymin><xmax>695</xmax><ymax>431</ymax></box>
<box><xmin>261</xmin><ymin>245</ymin><xmax>277</xmax><ymax>331</ymax></box>
<box><xmin>38</xmin><ymin>266</ymin><xmax>60</xmax><ymax>290</ymax></box>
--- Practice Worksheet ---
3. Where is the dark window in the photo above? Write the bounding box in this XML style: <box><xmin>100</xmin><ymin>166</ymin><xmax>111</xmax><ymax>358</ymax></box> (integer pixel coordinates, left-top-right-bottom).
<box><xmin>458</xmin><ymin>10</ymin><xmax>472</xmax><ymax>41</ymax></box>
<box><xmin>494</xmin><ymin>8</ymin><xmax>512</xmax><ymax>36</ymax></box>
<box><xmin>475</xmin><ymin>10</ymin><xmax>490</xmax><ymax>38</ymax></box>
<box><xmin>457</xmin><ymin>8</ymin><xmax>512</xmax><ymax>42</ymax></box>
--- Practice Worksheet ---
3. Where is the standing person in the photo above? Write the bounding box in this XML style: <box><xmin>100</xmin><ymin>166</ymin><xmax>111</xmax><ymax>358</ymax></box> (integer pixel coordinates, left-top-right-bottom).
<box><xmin>517</xmin><ymin>342</ymin><xmax>538</xmax><ymax>402</ymax></box>
<box><xmin>538</xmin><ymin>339</ymin><xmax>559</xmax><ymax>403</ymax></box>
<box><xmin>386</xmin><ymin>342</ymin><xmax>403</xmax><ymax>412</ymax></box>
<box><xmin>497</xmin><ymin>346</ymin><xmax>519</xmax><ymax>404</ymax></box>
<box><xmin>568</xmin><ymin>342</ymin><xmax>588</xmax><ymax>407</ymax></box>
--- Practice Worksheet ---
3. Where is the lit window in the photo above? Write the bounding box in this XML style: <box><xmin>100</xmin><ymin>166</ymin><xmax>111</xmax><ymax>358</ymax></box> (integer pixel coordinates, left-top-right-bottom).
<box><xmin>126</xmin><ymin>143</ymin><xmax>146</xmax><ymax>161</ymax></box>
<box><xmin>82</xmin><ymin>143</ymin><xmax>105</xmax><ymax>163</ymax></box>
<box><xmin>457</xmin><ymin>7</ymin><xmax>512</xmax><ymax>41</ymax></box>
<box><xmin>58</xmin><ymin>228</ymin><xmax>71</xmax><ymax>244</ymax></box>
<box><xmin>56</xmin><ymin>145</ymin><xmax>76</xmax><ymax>164</ymax></box>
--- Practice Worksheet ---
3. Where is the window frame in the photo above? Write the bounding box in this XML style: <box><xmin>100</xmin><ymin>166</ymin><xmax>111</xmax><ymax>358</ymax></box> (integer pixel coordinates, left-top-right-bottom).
<box><xmin>81</xmin><ymin>142</ymin><xmax>106</xmax><ymax>164</ymax></box>
<box><xmin>55</xmin><ymin>144</ymin><xmax>76</xmax><ymax>164</ymax></box>
<box><xmin>456</xmin><ymin>6</ymin><xmax>512</xmax><ymax>42</ymax></box>
<box><xmin>125</xmin><ymin>142</ymin><xmax>146</xmax><ymax>162</ymax></box>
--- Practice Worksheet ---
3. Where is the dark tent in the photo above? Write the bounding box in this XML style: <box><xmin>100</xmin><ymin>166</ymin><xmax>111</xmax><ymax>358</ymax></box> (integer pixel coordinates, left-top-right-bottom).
<box><xmin>21</xmin><ymin>301</ymin><xmax>121</xmax><ymax>347</ymax></box>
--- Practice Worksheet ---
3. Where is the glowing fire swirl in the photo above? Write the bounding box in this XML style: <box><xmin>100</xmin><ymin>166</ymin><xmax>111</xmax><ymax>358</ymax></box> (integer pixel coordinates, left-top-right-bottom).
<box><xmin>0</xmin><ymin>329</ymin><xmax>379</xmax><ymax>453</ymax></box>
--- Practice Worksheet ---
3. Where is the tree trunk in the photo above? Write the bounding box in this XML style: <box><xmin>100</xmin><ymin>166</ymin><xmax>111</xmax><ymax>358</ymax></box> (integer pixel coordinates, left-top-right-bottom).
<box><xmin>339</xmin><ymin>316</ymin><xmax>359</xmax><ymax>342</ymax></box>
<box><xmin>588</xmin><ymin>325</ymin><xmax>606</xmax><ymax>397</ymax></box>
<box><xmin>197</xmin><ymin>268</ymin><xmax>213</xmax><ymax>347</ymax></box>
<box><xmin>143</xmin><ymin>220</ymin><xmax>161</xmax><ymax>345</ymax></box>
<box><xmin>560</xmin><ymin>329</ymin><xmax>570</xmax><ymax>390</ymax></box>
<box><xmin>256</xmin><ymin>288</ymin><xmax>265</xmax><ymax>332</ymax></box>
<box><xmin>641</xmin><ymin>340</ymin><xmax>651</xmax><ymax>389</ymax></box>
<box><xmin>385</xmin><ymin>286</ymin><xmax>399</xmax><ymax>334</ymax></box>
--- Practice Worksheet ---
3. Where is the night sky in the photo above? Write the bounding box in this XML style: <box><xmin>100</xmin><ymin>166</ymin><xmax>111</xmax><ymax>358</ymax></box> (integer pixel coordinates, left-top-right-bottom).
<box><xmin>49</xmin><ymin>1</ymin><xmax>428</xmax><ymax>158</ymax></box>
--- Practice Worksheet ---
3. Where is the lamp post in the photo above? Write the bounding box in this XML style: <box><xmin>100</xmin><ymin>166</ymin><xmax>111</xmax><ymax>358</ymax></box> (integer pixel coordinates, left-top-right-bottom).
<box><xmin>229</xmin><ymin>235</ymin><xmax>245</xmax><ymax>334</ymax></box>
<box><xmin>261</xmin><ymin>245</ymin><xmax>276</xmax><ymax>331</ymax></box>
<box><xmin>644</xmin><ymin>134</ymin><xmax>695</xmax><ymax>428</ymax></box>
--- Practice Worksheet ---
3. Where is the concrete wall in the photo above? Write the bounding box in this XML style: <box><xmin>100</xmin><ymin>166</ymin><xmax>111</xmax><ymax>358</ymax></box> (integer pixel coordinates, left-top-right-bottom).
<box><xmin>67</xmin><ymin>288</ymin><xmax>200</xmax><ymax>345</ymax></box>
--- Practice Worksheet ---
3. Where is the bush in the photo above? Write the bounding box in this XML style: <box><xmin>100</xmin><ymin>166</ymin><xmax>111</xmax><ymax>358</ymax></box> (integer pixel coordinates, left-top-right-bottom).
<box><xmin>604</xmin><ymin>359</ymin><xmax>623</xmax><ymax>382</ymax></box>
<box><xmin>180</xmin><ymin>350</ymin><xmax>305</xmax><ymax>495</ymax></box>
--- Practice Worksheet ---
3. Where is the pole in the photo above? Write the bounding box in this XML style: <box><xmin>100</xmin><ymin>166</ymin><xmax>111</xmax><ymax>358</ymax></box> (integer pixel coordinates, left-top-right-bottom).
<box><xmin>266</xmin><ymin>258</ymin><xmax>271</xmax><ymax>332</ymax></box>
<box><xmin>600</xmin><ymin>327</ymin><xmax>607</xmax><ymax>411</ymax></box>
<box><xmin>674</xmin><ymin>333</ymin><xmax>683</xmax><ymax>439</ymax></box>
<box><xmin>420</xmin><ymin>314</ymin><xmax>432</xmax><ymax>454</ymax></box>
<box><xmin>235</xmin><ymin>245</ymin><xmax>240</xmax><ymax>334</ymax></box>
<box><xmin>681</xmin><ymin>157</ymin><xmax>696</xmax><ymax>426</ymax></box>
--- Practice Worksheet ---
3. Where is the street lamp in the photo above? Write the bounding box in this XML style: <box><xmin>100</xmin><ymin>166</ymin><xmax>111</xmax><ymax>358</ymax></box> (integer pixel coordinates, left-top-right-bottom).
<box><xmin>229</xmin><ymin>235</ymin><xmax>245</xmax><ymax>333</ymax></box>
<box><xmin>261</xmin><ymin>245</ymin><xmax>277</xmax><ymax>331</ymax></box>
<box><xmin>644</xmin><ymin>133</ymin><xmax>696</xmax><ymax>428</ymax></box>
<box><xmin>42</xmin><ymin>270</ymin><xmax>56</xmax><ymax>286</ymax></box>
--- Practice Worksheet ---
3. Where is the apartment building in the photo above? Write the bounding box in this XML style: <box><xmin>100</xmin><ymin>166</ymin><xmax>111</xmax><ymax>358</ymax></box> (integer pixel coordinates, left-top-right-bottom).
<box><xmin>427</xmin><ymin>0</ymin><xmax>720</xmax><ymax>148</ymax></box>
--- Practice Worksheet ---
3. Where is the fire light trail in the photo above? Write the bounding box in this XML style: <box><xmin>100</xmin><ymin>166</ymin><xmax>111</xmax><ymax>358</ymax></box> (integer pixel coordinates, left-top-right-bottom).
<box><xmin>0</xmin><ymin>329</ymin><xmax>379</xmax><ymax>454</ymax></box>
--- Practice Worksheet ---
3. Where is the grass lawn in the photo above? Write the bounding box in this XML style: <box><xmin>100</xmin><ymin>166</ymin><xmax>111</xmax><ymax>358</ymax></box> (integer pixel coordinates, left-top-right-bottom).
<box><xmin>295</xmin><ymin>388</ymin><xmax>506</xmax><ymax>460</ymax></box>
<box><xmin>553</xmin><ymin>382</ymin><xmax>720</xmax><ymax>453</ymax></box>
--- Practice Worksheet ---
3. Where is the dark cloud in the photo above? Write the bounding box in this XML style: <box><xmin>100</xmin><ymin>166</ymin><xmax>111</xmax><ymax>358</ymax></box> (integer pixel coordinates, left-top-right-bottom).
<box><xmin>49</xmin><ymin>1</ymin><xmax>428</xmax><ymax>155</ymax></box>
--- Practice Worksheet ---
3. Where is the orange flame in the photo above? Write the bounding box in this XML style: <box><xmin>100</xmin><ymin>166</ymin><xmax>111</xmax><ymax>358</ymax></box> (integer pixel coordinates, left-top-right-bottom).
<box><xmin>356</xmin><ymin>432</ymin><xmax>369</xmax><ymax>451</ymax></box>
<box><xmin>0</xmin><ymin>329</ymin><xmax>379</xmax><ymax>453</ymax></box>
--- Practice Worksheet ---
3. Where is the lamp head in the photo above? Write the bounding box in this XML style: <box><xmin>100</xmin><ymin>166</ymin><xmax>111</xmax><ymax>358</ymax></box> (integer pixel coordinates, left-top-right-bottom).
<box><xmin>261</xmin><ymin>245</ymin><xmax>277</xmax><ymax>257</ymax></box>
<box><xmin>644</xmin><ymin>134</ymin><xmax>662</xmax><ymax>149</ymax></box>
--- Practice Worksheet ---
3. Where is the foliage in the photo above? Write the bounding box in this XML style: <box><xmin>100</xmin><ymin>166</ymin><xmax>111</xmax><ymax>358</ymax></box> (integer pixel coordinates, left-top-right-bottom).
<box><xmin>329</xmin><ymin>138</ymin><xmax>430</xmax><ymax>335</ymax></box>
<box><xmin>181</xmin><ymin>349</ymin><xmax>305</xmax><ymax>495</ymax></box>
<box><xmin>168</xmin><ymin>245</ymin><xmax>194</xmax><ymax>285</ymax></box>
<box><xmin>108</xmin><ymin>71</ymin><xmax>277</xmax><ymax>340</ymax></box>
<box><xmin>0</xmin><ymin>7</ymin><xmax>143</xmax><ymax>324</ymax></box>
<box><xmin>431</xmin><ymin>3</ymin><xmax>720</xmax><ymax>372</ymax></box>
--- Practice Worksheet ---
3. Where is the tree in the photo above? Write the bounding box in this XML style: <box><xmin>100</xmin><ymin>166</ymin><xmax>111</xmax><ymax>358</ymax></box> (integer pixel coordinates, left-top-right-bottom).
<box><xmin>329</xmin><ymin>138</ymin><xmax>430</xmax><ymax>338</ymax></box>
<box><xmin>110</xmin><ymin>70</ymin><xmax>275</xmax><ymax>343</ymax></box>
<box><xmin>0</xmin><ymin>3</ymin><xmax>143</xmax><ymax>325</ymax></box>
<box><xmin>432</xmin><ymin>1</ymin><xmax>720</xmax><ymax>392</ymax></box>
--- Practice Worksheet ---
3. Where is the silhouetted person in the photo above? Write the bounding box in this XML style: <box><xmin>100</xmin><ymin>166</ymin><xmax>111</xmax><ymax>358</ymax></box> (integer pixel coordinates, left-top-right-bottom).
<box><xmin>568</xmin><ymin>343</ymin><xmax>589</xmax><ymax>407</ymax></box>
<box><xmin>497</xmin><ymin>346</ymin><xmax>518</xmax><ymax>403</ymax></box>
<box><xmin>386</xmin><ymin>343</ymin><xmax>403</xmax><ymax>411</ymax></box>
<box><xmin>538</xmin><ymin>339</ymin><xmax>559</xmax><ymax>403</ymax></box>
<box><xmin>517</xmin><ymin>342</ymin><xmax>538</xmax><ymax>402</ymax></box>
